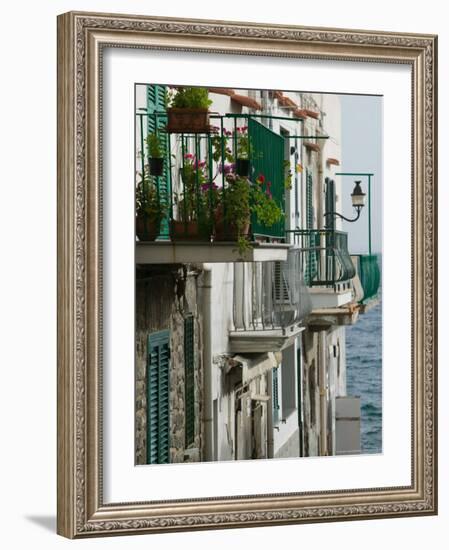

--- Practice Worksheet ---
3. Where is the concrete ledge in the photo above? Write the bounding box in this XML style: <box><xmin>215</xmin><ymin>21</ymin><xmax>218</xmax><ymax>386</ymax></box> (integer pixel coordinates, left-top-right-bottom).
<box><xmin>136</xmin><ymin>241</ymin><xmax>291</xmax><ymax>264</ymax></box>
<box><xmin>229</xmin><ymin>325</ymin><xmax>305</xmax><ymax>353</ymax></box>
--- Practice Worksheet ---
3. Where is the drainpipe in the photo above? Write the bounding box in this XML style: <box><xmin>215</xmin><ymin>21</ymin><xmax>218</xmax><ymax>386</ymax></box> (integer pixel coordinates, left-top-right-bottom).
<box><xmin>319</xmin><ymin>330</ymin><xmax>328</xmax><ymax>456</ymax></box>
<box><xmin>267</xmin><ymin>370</ymin><xmax>274</xmax><ymax>459</ymax></box>
<box><xmin>198</xmin><ymin>264</ymin><xmax>214</xmax><ymax>462</ymax></box>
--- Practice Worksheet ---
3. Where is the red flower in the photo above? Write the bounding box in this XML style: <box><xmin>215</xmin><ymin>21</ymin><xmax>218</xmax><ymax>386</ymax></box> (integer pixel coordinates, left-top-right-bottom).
<box><xmin>256</xmin><ymin>174</ymin><xmax>265</xmax><ymax>184</ymax></box>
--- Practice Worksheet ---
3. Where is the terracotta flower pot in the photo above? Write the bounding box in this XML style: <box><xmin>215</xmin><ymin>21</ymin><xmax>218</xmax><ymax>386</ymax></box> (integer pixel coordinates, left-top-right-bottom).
<box><xmin>149</xmin><ymin>157</ymin><xmax>164</xmax><ymax>176</ymax></box>
<box><xmin>136</xmin><ymin>216</ymin><xmax>160</xmax><ymax>241</ymax></box>
<box><xmin>171</xmin><ymin>220</ymin><xmax>211</xmax><ymax>241</ymax></box>
<box><xmin>166</xmin><ymin>108</ymin><xmax>210</xmax><ymax>134</ymax></box>
<box><xmin>213</xmin><ymin>207</ymin><xmax>250</xmax><ymax>242</ymax></box>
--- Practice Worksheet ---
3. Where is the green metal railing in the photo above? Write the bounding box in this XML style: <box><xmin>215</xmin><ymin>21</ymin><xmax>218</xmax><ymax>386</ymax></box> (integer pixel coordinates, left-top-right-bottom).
<box><xmin>352</xmin><ymin>254</ymin><xmax>381</xmax><ymax>302</ymax></box>
<box><xmin>136</xmin><ymin>111</ymin><xmax>292</xmax><ymax>241</ymax></box>
<box><xmin>287</xmin><ymin>229</ymin><xmax>356</xmax><ymax>288</ymax></box>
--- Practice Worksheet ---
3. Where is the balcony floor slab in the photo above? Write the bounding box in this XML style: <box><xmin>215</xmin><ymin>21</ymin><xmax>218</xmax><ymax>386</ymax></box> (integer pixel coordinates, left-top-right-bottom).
<box><xmin>136</xmin><ymin>241</ymin><xmax>290</xmax><ymax>264</ymax></box>
<box><xmin>229</xmin><ymin>325</ymin><xmax>305</xmax><ymax>353</ymax></box>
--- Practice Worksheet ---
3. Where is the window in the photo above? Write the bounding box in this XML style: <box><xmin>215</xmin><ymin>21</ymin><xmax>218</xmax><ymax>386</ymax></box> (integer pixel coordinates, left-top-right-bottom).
<box><xmin>184</xmin><ymin>316</ymin><xmax>195</xmax><ymax>447</ymax></box>
<box><xmin>272</xmin><ymin>367</ymin><xmax>280</xmax><ymax>426</ymax></box>
<box><xmin>147</xmin><ymin>330</ymin><xmax>170</xmax><ymax>464</ymax></box>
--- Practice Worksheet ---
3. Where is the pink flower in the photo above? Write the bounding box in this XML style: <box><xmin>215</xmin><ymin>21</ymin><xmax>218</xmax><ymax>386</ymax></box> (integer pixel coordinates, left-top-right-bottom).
<box><xmin>266</xmin><ymin>181</ymin><xmax>272</xmax><ymax>188</ymax></box>
<box><xmin>266</xmin><ymin>190</ymin><xmax>272</xmax><ymax>199</ymax></box>
<box><xmin>201</xmin><ymin>182</ymin><xmax>219</xmax><ymax>192</ymax></box>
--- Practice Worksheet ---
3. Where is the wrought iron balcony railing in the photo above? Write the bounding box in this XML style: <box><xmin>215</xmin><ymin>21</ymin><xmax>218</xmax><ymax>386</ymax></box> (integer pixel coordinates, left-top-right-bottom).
<box><xmin>232</xmin><ymin>248</ymin><xmax>312</xmax><ymax>334</ymax></box>
<box><xmin>286</xmin><ymin>229</ymin><xmax>356</xmax><ymax>289</ymax></box>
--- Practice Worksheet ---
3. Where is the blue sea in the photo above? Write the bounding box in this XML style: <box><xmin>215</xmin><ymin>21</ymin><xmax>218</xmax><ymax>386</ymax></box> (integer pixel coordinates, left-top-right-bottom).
<box><xmin>345</xmin><ymin>293</ymin><xmax>383</xmax><ymax>454</ymax></box>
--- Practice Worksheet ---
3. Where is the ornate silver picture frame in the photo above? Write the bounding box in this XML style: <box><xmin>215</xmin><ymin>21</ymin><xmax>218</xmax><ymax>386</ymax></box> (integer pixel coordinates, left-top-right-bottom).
<box><xmin>57</xmin><ymin>11</ymin><xmax>437</xmax><ymax>538</ymax></box>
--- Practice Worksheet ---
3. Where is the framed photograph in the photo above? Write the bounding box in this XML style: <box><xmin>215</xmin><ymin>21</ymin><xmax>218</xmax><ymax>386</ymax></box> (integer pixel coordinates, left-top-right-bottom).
<box><xmin>57</xmin><ymin>11</ymin><xmax>437</xmax><ymax>538</ymax></box>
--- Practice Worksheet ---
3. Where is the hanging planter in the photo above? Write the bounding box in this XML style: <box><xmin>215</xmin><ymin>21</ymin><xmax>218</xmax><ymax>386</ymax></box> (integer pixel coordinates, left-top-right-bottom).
<box><xmin>146</xmin><ymin>132</ymin><xmax>165</xmax><ymax>176</ymax></box>
<box><xmin>136</xmin><ymin>215</ymin><xmax>161</xmax><ymax>242</ymax></box>
<box><xmin>235</xmin><ymin>158</ymin><xmax>250</xmax><ymax>177</ymax></box>
<box><xmin>166</xmin><ymin>87</ymin><xmax>213</xmax><ymax>134</ymax></box>
<box><xmin>166</xmin><ymin>108</ymin><xmax>210</xmax><ymax>134</ymax></box>
<box><xmin>149</xmin><ymin>157</ymin><xmax>164</xmax><ymax>176</ymax></box>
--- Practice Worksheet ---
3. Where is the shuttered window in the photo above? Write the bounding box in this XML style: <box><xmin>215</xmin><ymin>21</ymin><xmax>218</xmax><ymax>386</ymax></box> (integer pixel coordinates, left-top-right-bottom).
<box><xmin>304</xmin><ymin>169</ymin><xmax>317</xmax><ymax>285</ymax></box>
<box><xmin>306</xmin><ymin>169</ymin><xmax>314</xmax><ymax>231</ymax></box>
<box><xmin>272</xmin><ymin>367</ymin><xmax>280</xmax><ymax>426</ymax></box>
<box><xmin>147</xmin><ymin>330</ymin><xmax>170</xmax><ymax>464</ymax></box>
<box><xmin>184</xmin><ymin>316</ymin><xmax>195</xmax><ymax>447</ymax></box>
<box><xmin>146</xmin><ymin>84</ymin><xmax>170</xmax><ymax>238</ymax></box>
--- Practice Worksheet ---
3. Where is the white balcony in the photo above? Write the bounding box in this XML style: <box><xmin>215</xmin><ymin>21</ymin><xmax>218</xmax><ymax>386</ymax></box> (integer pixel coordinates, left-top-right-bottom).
<box><xmin>229</xmin><ymin>249</ymin><xmax>312</xmax><ymax>353</ymax></box>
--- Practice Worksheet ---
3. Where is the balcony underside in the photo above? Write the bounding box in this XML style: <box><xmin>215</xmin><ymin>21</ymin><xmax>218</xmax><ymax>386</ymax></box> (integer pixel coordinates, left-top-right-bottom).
<box><xmin>229</xmin><ymin>325</ymin><xmax>305</xmax><ymax>353</ymax></box>
<box><xmin>307</xmin><ymin>305</ymin><xmax>360</xmax><ymax>329</ymax></box>
<box><xmin>136</xmin><ymin>241</ymin><xmax>290</xmax><ymax>264</ymax></box>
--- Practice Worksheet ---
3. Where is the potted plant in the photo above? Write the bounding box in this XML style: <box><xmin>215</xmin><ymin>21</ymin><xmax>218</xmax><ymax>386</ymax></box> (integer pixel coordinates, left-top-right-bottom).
<box><xmin>171</xmin><ymin>154</ymin><xmax>213</xmax><ymax>241</ymax></box>
<box><xmin>214</xmin><ymin>173</ymin><xmax>283</xmax><ymax>256</ymax></box>
<box><xmin>166</xmin><ymin>87</ymin><xmax>212</xmax><ymax>134</ymax></box>
<box><xmin>235</xmin><ymin>126</ymin><xmax>251</xmax><ymax>176</ymax></box>
<box><xmin>145</xmin><ymin>132</ymin><xmax>164</xmax><ymax>176</ymax></box>
<box><xmin>135</xmin><ymin>175</ymin><xmax>166</xmax><ymax>241</ymax></box>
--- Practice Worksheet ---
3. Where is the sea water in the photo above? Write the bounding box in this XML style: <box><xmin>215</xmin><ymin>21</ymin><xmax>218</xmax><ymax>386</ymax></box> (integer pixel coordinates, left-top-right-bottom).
<box><xmin>346</xmin><ymin>294</ymin><xmax>383</xmax><ymax>454</ymax></box>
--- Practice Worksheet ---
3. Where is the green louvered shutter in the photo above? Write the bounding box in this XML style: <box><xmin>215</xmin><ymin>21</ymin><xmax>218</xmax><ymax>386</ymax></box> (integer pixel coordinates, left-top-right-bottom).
<box><xmin>272</xmin><ymin>368</ymin><xmax>280</xmax><ymax>426</ymax></box>
<box><xmin>184</xmin><ymin>316</ymin><xmax>195</xmax><ymax>447</ymax></box>
<box><xmin>147</xmin><ymin>330</ymin><xmax>170</xmax><ymax>464</ymax></box>
<box><xmin>305</xmin><ymin>170</ymin><xmax>317</xmax><ymax>285</ymax></box>
<box><xmin>324</xmin><ymin>178</ymin><xmax>336</xmax><ymax>283</ymax></box>
<box><xmin>249</xmin><ymin>118</ymin><xmax>285</xmax><ymax>238</ymax></box>
<box><xmin>147</xmin><ymin>85</ymin><xmax>170</xmax><ymax>238</ymax></box>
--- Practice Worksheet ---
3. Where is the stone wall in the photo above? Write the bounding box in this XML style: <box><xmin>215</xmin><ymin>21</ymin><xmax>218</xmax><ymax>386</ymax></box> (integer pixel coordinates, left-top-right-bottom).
<box><xmin>135</xmin><ymin>265</ymin><xmax>203</xmax><ymax>465</ymax></box>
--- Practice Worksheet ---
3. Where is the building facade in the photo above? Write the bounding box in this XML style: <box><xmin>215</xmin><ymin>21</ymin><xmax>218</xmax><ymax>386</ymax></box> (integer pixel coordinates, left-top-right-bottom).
<box><xmin>135</xmin><ymin>84</ymin><xmax>380</xmax><ymax>464</ymax></box>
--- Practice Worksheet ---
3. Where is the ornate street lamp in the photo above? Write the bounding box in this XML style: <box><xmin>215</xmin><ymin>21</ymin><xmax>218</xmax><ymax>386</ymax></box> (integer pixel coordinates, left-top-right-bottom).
<box><xmin>324</xmin><ymin>178</ymin><xmax>366</xmax><ymax>223</ymax></box>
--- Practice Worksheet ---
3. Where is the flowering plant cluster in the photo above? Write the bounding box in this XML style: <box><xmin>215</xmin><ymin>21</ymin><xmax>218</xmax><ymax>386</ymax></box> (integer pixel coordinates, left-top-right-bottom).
<box><xmin>210</xmin><ymin>125</ymin><xmax>252</xmax><ymax>162</ymax></box>
<box><xmin>175</xmin><ymin>130</ymin><xmax>283</xmax><ymax>252</ymax></box>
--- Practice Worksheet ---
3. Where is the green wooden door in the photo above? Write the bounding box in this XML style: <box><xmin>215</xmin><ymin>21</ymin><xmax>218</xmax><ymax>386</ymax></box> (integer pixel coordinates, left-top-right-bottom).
<box><xmin>147</xmin><ymin>330</ymin><xmax>170</xmax><ymax>464</ymax></box>
<box><xmin>249</xmin><ymin>118</ymin><xmax>285</xmax><ymax>239</ymax></box>
<box><xmin>147</xmin><ymin>85</ymin><xmax>170</xmax><ymax>238</ymax></box>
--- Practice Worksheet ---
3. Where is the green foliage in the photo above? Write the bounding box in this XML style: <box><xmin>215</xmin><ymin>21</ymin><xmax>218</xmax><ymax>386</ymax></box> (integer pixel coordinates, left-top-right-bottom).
<box><xmin>235</xmin><ymin>126</ymin><xmax>252</xmax><ymax>160</ymax></box>
<box><xmin>176</xmin><ymin>155</ymin><xmax>213</xmax><ymax>231</ymax></box>
<box><xmin>145</xmin><ymin>132</ymin><xmax>164</xmax><ymax>158</ymax></box>
<box><xmin>136</xmin><ymin>174</ymin><xmax>167</xmax><ymax>221</ymax></box>
<box><xmin>169</xmin><ymin>87</ymin><xmax>212</xmax><ymax>110</ymax></box>
<box><xmin>218</xmin><ymin>173</ymin><xmax>283</xmax><ymax>256</ymax></box>
<box><xmin>251</xmin><ymin>175</ymin><xmax>284</xmax><ymax>227</ymax></box>
<box><xmin>284</xmin><ymin>160</ymin><xmax>293</xmax><ymax>190</ymax></box>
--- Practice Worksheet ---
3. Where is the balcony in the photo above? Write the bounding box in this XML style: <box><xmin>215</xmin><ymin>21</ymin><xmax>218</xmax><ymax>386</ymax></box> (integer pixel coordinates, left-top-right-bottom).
<box><xmin>351</xmin><ymin>254</ymin><xmax>381</xmax><ymax>312</ymax></box>
<box><xmin>229</xmin><ymin>248</ymin><xmax>312</xmax><ymax>352</ymax></box>
<box><xmin>136</xmin><ymin>110</ymin><xmax>296</xmax><ymax>263</ymax></box>
<box><xmin>287</xmin><ymin>229</ymin><xmax>356</xmax><ymax>313</ymax></box>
